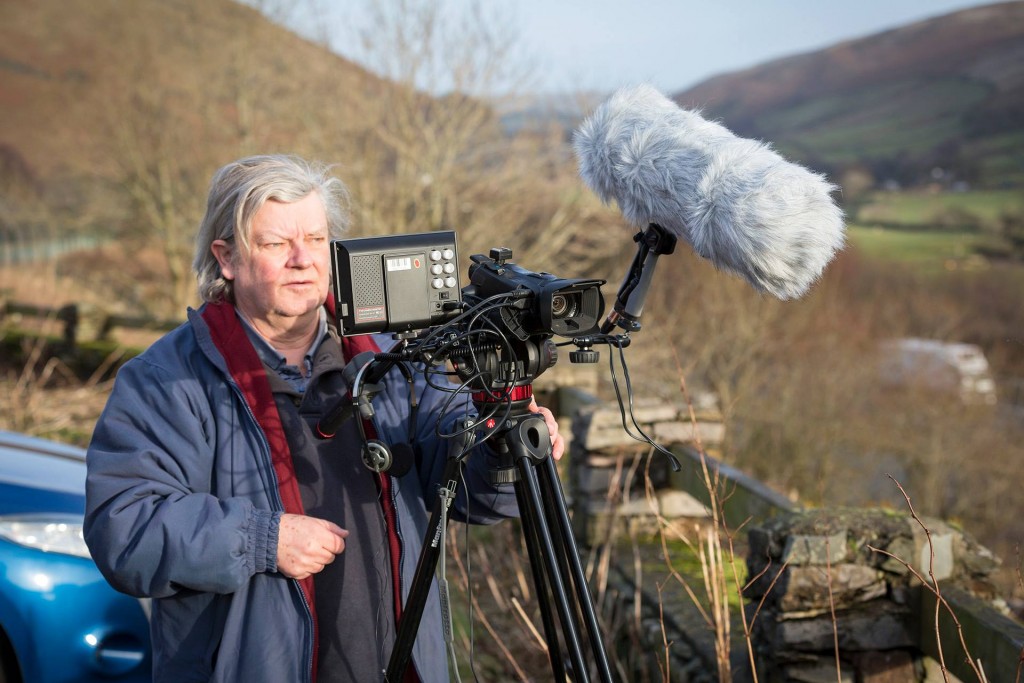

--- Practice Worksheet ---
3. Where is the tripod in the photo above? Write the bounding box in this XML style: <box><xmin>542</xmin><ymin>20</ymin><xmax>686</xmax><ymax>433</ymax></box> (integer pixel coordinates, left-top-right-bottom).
<box><xmin>385</xmin><ymin>393</ymin><xmax>614</xmax><ymax>682</ymax></box>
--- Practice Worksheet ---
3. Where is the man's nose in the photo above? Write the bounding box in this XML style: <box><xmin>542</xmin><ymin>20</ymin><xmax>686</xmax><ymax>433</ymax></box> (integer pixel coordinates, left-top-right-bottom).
<box><xmin>289</xmin><ymin>242</ymin><xmax>313</xmax><ymax>267</ymax></box>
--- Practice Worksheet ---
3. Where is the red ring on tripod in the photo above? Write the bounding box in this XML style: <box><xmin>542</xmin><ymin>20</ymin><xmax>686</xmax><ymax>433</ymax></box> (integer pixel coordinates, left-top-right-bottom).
<box><xmin>471</xmin><ymin>384</ymin><xmax>533</xmax><ymax>404</ymax></box>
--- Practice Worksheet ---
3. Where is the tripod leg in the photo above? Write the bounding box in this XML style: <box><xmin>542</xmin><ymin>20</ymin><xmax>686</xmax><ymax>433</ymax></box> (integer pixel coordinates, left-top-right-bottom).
<box><xmin>537</xmin><ymin>457</ymin><xmax>615</xmax><ymax>683</ymax></box>
<box><xmin>536</xmin><ymin>480</ymin><xmax>589</xmax><ymax>675</ymax></box>
<box><xmin>513</xmin><ymin>482</ymin><xmax>567</xmax><ymax>682</ymax></box>
<box><xmin>516</xmin><ymin>458</ymin><xmax>591</xmax><ymax>682</ymax></box>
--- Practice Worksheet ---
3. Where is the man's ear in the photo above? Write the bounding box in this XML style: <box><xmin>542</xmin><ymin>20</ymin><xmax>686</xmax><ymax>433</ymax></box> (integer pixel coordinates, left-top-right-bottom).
<box><xmin>210</xmin><ymin>240</ymin><xmax>235</xmax><ymax>281</ymax></box>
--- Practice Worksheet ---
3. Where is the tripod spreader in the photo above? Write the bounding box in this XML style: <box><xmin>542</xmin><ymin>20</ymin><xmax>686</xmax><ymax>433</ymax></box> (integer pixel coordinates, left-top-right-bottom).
<box><xmin>485</xmin><ymin>410</ymin><xmax>552</xmax><ymax>486</ymax></box>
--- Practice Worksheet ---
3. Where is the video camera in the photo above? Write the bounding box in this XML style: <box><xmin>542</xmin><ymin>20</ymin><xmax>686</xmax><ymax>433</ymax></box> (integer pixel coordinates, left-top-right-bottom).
<box><xmin>331</xmin><ymin>231</ymin><xmax>606</xmax><ymax>393</ymax></box>
<box><xmin>331</xmin><ymin>231</ymin><xmax>604</xmax><ymax>342</ymax></box>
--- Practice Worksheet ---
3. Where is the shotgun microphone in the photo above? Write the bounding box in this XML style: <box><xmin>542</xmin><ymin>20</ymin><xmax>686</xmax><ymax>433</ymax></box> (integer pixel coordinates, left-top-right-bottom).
<box><xmin>574</xmin><ymin>84</ymin><xmax>845</xmax><ymax>300</ymax></box>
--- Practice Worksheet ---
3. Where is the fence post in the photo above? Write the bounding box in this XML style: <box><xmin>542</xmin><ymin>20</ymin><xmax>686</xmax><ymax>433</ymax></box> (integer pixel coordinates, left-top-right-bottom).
<box><xmin>56</xmin><ymin>303</ymin><xmax>78</xmax><ymax>346</ymax></box>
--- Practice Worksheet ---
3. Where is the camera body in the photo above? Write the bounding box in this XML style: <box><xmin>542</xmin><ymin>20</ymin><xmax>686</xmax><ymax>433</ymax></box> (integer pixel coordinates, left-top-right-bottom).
<box><xmin>331</xmin><ymin>232</ymin><xmax>605</xmax><ymax>395</ymax></box>
<box><xmin>465</xmin><ymin>248</ymin><xmax>605</xmax><ymax>340</ymax></box>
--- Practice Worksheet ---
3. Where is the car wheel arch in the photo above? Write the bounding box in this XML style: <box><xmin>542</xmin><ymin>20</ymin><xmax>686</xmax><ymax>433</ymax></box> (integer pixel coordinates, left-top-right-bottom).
<box><xmin>0</xmin><ymin>623</ymin><xmax>23</xmax><ymax>683</ymax></box>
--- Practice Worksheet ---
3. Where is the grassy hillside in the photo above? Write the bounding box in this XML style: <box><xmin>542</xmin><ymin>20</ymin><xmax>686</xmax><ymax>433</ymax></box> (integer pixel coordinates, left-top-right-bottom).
<box><xmin>674</xmin><ymin>2</ymin><xmax>1024</xmax><ymax>188</ymax></box>
<box><xmin>848</xmin><ymin>226</ymin><xmax>987</xmax><ymax>267</ymax></box>
<box><xmin>760</xmin><ymin>78</ymin><xmax>990</xmax><ymax>161</ymax></box>
<box><xmin>0</xmin><ymin>0</ymin><xmax>378</xmax><ymax>183</ymax></box>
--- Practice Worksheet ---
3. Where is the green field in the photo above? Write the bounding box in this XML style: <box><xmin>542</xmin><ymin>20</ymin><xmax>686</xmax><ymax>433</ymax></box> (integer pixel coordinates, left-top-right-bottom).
<box><xmin>846</xmin><ymin>189</ymin><xmax>1023</xmax><ymax>271</ymax></box>
<box><xmin>846</xmin><ymin>225</ymin><xmax>988</xmax><ymax>269</ymax></box>
<box><xmin>854</xmin><ymin>189</ymin><xmax>1024</xmax><ymax>229</ymax></box>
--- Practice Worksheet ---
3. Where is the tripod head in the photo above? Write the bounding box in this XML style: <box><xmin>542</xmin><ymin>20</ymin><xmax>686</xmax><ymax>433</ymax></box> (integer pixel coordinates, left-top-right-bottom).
<box><xmin>448</xmin><ymin>334</ymin><xmax>556</xmax><ymax>400</ymax></box>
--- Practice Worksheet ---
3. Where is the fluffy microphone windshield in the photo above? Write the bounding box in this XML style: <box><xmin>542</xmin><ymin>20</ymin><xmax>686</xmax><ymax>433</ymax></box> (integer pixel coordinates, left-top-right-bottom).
<box><xmin>574</xmin><ymin>84</ymin><xmax>845</xmax><ymax>300</ymax></box>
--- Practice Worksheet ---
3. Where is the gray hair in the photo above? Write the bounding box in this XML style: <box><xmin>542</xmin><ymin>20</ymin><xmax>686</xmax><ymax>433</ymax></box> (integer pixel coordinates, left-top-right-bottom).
<box><xmin>193</xmin><ymin>154</ymin><xmax>350</xmax><ymax>303</ymax></box>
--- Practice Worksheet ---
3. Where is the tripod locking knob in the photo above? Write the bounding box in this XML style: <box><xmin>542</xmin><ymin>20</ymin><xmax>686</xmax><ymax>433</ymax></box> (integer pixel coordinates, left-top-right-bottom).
<box><xmin>569</xmin><ymin>349</ymin><xmax>600</xmax><ymax>363</ymax></box>
<box><xmin>489</xmin><ymin>467</ymin><xmax>519</xmax><ymax>486</ymax></box>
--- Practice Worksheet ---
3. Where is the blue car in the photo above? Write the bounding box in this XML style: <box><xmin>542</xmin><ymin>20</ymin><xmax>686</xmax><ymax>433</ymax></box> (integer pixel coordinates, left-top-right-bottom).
<box><xmin>0</xmin><ymin>430</ymin><xmax>151</xmax><ymax>682</ymax></box>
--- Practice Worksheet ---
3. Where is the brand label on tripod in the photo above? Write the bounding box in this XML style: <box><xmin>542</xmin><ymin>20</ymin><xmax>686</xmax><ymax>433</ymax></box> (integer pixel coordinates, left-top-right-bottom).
<box><xmin>431</xmin><ymin>480</ymin><xmax>460</xmax><ymax>548</ymax></box>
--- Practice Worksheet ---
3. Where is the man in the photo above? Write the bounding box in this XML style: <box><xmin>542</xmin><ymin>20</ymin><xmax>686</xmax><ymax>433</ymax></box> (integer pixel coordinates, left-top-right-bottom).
<box><xmin>84</xmin><ymin>155</ymin><xmax>564</xmax><ymax>682</ymax></box>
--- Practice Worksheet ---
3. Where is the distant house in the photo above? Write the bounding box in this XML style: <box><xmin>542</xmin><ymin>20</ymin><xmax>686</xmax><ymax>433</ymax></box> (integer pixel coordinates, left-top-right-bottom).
<box><xmin>878</xmin><ymin>338</ymin><xmax>997</xmax><ymax>405</ymax></box>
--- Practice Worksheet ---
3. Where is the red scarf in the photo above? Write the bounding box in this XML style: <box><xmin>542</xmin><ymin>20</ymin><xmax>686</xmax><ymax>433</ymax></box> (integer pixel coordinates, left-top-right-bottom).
<box><xmin>202</xmin><ymin>302</ymin><xmax>404</xmax><ymax>681</ymax></box>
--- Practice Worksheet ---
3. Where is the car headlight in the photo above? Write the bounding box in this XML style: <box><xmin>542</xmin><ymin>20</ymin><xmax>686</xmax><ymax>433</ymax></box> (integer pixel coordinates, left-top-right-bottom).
<box><xmin>0</xmin><ymin>513</ymin><xmax>91</xmax><ymax>559</ymax></box>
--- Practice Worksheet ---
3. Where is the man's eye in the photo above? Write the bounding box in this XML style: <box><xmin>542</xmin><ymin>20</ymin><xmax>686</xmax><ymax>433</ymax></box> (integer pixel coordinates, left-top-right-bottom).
<box><xmin>309</xmin><ymin>235</ymin><xmax>327</xmax><ymax>243</ymax></box>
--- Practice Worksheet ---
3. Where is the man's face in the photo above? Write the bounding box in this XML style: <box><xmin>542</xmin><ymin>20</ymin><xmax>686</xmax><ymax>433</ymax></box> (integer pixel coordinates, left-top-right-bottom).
<box><xmin>213</xmin><ymin>192</ymin><xmax>331</xmax><ymax>330</ymax></box>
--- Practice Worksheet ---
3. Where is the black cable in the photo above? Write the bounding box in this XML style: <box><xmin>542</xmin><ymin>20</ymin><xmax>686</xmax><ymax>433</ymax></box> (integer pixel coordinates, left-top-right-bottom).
<box><xmin>416</xmin><ymin>291</ymin><xmax>523</xmax><ymax>349</ymax></box>
<box><xmin>606</xmin><ymin>336</ymin><xmax>682</xmax><ymax>471</ymax></box>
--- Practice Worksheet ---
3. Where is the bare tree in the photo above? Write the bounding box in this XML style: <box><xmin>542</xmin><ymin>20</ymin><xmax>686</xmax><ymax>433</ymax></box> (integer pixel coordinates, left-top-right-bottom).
<box><xmin>337</xmin><ymin>1</ymin><xmax>531</xmax><ymax>234</ymax></box>
<box><xmin>89</xmin><ymin>2</ymin><xmax>358</xmax><ymax>316</ymax></box>
<box><xmin>297</xmin><ymin>0</ymin><xmax>621</xmax><ymax>278</ymax></box>
<box><xmin>84</xmin><ymin>8</ymin><xmax>236</xmax><ymax>316</ymax></box>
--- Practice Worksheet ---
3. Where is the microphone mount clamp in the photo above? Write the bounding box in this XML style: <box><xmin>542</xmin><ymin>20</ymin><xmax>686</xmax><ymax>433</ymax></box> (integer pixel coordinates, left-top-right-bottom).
<box><xmin>601</xmin><ymin>223</ymin><xmax>678</xmax><ymax>334</ymax></box>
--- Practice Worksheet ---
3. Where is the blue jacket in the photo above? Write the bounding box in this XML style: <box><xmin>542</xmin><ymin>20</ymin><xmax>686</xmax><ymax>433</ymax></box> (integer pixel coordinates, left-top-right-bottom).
<box><xmin>84</xmin><ymin>304</ymin><xmax>519</xmax><ymax>682</ymax></box>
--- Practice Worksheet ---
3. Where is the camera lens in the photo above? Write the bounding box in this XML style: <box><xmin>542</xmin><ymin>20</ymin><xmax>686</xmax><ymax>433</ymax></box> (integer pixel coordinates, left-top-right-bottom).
<box><xmin>550</xmin><ymin>293</ymin><xmax>579</xmax><ymax>319</ymax></box>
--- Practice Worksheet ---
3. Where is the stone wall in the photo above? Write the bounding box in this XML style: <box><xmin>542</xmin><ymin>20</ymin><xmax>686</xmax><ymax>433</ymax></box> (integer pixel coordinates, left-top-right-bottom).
<box><xmin>599</xmin><ymin>562</ymin><xmax>719</xmax><ymax>683</ymax></box>
<box><xmin>568</xmin><ymin>397</ymin><xmax>724</xmax><ymax>545</ymax></box>
<box><xmin>559</xmin><ymin>390</ymin><xmax>1023</xmax><ymax>682</ymax></box>
<box><xmin>745</xmin><ymin>509</ymin><xmax>1002</xmax><ymax>682</ymax></box>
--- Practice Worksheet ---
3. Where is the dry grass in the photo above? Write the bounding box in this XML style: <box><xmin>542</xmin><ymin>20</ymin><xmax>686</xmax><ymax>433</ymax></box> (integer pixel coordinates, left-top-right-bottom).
<box><xmin>0</xmin><ymin>333</ymin><xmax>114</xmax><ymax>445</ymax></box>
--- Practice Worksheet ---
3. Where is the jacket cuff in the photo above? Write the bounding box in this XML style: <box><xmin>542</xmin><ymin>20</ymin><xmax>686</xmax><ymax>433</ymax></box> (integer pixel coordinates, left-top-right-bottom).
<box><xmin>249</xmin><ymin>509</ymin><xmax>280</xmax><ymax>574</ymax></box>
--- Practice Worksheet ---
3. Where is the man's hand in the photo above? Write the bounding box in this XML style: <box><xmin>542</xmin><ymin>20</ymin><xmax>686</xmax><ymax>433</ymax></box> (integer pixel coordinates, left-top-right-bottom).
<box><xmin>528</xmin><ymin>398</ymin><xmax>565</xmax><ymax>461</ymax></box>
<box><xmin>277</xmin><ymin>513</ymin><xmax>349</xmax><ymax>580</ymax></box>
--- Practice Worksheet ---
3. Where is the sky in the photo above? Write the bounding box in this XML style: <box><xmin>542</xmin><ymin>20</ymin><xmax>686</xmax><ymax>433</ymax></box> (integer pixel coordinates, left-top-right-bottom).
<box><xmin>278</xmin><ymin>0</ymin><xmax>999</xmax><ymax>95</ymax></box>
<box><xmin>510</xmin><ymin>0</ymin><xmax>997</xmax><ymax>93</ymax></box>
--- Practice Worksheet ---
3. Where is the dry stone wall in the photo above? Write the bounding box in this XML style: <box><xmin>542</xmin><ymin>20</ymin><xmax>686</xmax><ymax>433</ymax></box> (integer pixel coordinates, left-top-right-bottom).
<box><xmin>745</xmin><ymin>509</ymin><xmax>1002</xmax><ymax>682</ymax></box>
<box><xmin>561</xmin><ymin>390</ymin><xmax>1021</xmax><ymax>682</ymax></box>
